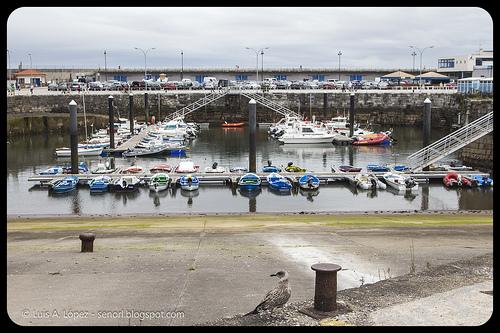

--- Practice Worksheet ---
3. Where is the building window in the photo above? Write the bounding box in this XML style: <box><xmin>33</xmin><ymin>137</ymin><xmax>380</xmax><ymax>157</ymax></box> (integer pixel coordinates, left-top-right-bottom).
<box><xmin>275</xmin><ymin>74</ymin><xmax>287</xmax><ymax>81</ymax></box>
<box><xmin>113</xmin><ymin>75</ymin><xmax>127</xmax><ymax>82</ymax></box>
<box><xmin>195</xmin><ymin>75</ymin><xmax>205</xmax><ymax>83</ymax></box>
<box><xmin>349</xmin><ymin>74</ymin><xmax>362</xmax><ymax>81</ymax></box>
<box><xmin>438</xmin><ymin>59</ymin><xmax>455</xmax><ymax>68</ymax></box>
<box><xmin>235</xmin><ymin>75</ymin><xmax>248</xmax><ymax>81</ymax></box>
<box><xmin>312</xmin><ymin>74</ymin><xmax>325</xmax><ymax>81</ymax></box>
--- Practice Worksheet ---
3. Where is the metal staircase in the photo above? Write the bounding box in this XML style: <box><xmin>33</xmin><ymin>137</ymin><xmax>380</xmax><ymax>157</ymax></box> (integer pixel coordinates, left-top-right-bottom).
<box><xmin>164</xmin><ymin>89</ymin><xmax>230</xmax><ymax>122</ymax></box>
<box><xmin>407</xmin><ymin>111</ymin><xmax>493</xmax><ymax>171</ymax></box>
<box><xmin>241</xmin><ymin>92</ymin><xmax>301</xmax><ymax>118</ymax></box>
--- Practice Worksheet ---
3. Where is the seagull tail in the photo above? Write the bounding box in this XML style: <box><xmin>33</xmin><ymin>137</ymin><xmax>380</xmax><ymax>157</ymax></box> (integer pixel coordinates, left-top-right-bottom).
<box><xmin>243</xmin><ymin>308</ymin><xmax>259</xmax><ymax>317</ymax></box>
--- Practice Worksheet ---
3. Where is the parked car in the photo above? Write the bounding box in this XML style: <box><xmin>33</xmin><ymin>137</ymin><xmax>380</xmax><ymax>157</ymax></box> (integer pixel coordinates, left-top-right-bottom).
<box><xmin>57</xmin><ymin>82</ymin><xmax>69</xmax><ymax>91</ymax></box>
<box><xmin>70</xmin><ymin>82</ymin><xmax>86</xmax><ymax>91</ymax></box>
<box><xmin>131</xmin><ymin>81</ymin><xmax>145</xmax><ymax>90</ymax></box>
<box><xmin>321</xmin><ymin>82</ymin><xmax>336</xmax><ymax>89</ymax></box>
<box><xmin>163</xmin><ymin>82</ymin><xmax>177</xmax><ymax>90</ymax></box>
<box><xmin>144</xmin><ymin>80</ymin><xmax>161</xmax><ymax>90</ymax></box>
<box><xmin>275</xmin><ymin>80</ymin><xmax>291</xmax><ymax>89</ymax></box>
<box><xmin>290</xmin><ymin>81</ymin><xmax>304</xmax><ymax>89</ymax></box>
<box><xmin>191</xmin><ymin>81</ymin><xmax>203</xmax><ymax>90</ymax></box>
<box><xmin>89</xmin><ymin>81</ymin><xmax>104</xmax><ymax>91</ymax></box>
<box><xmin>218</xmin><ymin>79</ymin><xmax>229</xmax><ymax>88</ymax></box>
<box><xmin>377</xmin><ymin>81</ymin><xmax>389</xmax><ymax>89</ymax></box>
<box><xmin>48</xmin><ymin>83</ymin><xmax>59</xmax><ymax>91</ymax></box>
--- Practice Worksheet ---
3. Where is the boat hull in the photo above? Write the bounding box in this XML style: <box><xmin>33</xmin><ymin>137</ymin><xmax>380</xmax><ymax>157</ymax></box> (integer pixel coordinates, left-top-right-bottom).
<box><xmin>299</xmin><ymin>174</ymin><xmax>320</xmax><ymax>190</ymax></box>
<box><xmin>278</xmin><ymin>136</ymin><xmax>334</xmax><ymax>144</ymax></box>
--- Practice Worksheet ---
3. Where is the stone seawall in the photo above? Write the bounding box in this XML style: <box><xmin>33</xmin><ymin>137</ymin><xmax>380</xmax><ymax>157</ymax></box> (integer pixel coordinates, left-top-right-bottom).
<box><xmin>458</xmin><ymin>134</ymin><xmax>494</xmax><ymax>174</ymax></box>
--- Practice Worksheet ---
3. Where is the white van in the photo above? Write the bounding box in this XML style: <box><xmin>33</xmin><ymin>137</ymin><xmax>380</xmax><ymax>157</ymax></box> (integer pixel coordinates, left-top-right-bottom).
<box><xmin>203</xmin><ymin>77</ymin><xmax>218</xmax><ymax>89</ymax></box>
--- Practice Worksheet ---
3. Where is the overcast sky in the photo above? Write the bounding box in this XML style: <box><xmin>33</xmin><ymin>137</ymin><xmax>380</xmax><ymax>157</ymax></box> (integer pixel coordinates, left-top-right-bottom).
<box><xmin>7</xmin><ymin>7</ymin><xmax>493</xmax><ymax>70</ymax></box>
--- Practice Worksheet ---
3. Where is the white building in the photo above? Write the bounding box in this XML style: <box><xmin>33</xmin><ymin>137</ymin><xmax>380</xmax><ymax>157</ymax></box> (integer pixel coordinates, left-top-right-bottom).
<box><xmin>437</xmin><ymin>49</ymin><xmax>493</xmax><ymax>80</ymax></box>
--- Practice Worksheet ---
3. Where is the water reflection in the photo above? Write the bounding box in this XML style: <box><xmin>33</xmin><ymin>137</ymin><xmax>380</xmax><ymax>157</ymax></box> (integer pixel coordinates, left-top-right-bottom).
<box><xmin>299</xmin><ymin>188</ymin><xmax>320</xmax><ymax>202</ymax></box>
<box><xmin>180</xmin><ymin>189</ymin><xmax>199</xmax><ymax>207</ymax></box>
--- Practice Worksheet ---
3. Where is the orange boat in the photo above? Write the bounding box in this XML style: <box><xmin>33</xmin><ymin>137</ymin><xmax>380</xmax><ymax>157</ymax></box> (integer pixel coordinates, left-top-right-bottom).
<box><xmin>352</xmin><ymin>133</ymin><xmax>391</xmax><ymax>146</ymax></box>
<box><xmin>222</xmin><ymin>122</ymin><xmax>245</xmax><ymax>127</ymax></box>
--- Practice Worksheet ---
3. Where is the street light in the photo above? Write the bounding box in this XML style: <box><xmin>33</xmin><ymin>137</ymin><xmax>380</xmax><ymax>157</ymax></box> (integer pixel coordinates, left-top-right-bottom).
<box><xmin>104</xmin><ymin>50</ymin><xmax>107</xmax><ymax>81</ymax></box>
<box><xmin>246</xmin><ymin>47</ymin><xmax>268</xmax><ymax>82</ymax></box>
<box><xmin>134</xmin><ymin>47</ymin><xmax>156</xmax><ymax>90</ymax></box>
<box><xmin>409</xmin><ymin>45</ymin><xmax>434</xmax><ymax>88</ymax></box>
<box><xmin>28</xmin><ymin>53</ymin><xmax>32</xmax><ymax>69</ymax></box>
<box><xmin>411</xmin><ymin>51</ymin><xmax>417</xmax><ymax>73</ymax></box>
<box><xmin>181</xmin><ymin>50</ymin><xmax>184</xmax><ymax>80</ymax></box>
<box><xmin>261</xmin><ymin>48</ymin><xmax>269</xmax><ymax>80</ymax></box>
<box><xmin>337</xmin><ymin>51</ymin><xmax>342</xmax><ymax>81</ymax></box>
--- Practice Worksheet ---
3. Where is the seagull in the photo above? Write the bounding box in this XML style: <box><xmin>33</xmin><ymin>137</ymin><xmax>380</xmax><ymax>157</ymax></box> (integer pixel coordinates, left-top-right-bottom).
<box><xmin>244</xmin><ymin>270</ymin><xmax>291</xmax><ymax>316</ymax></box>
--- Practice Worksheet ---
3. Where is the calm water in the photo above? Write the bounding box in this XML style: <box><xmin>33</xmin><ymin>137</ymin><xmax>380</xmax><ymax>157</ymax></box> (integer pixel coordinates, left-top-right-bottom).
<box><xmin>7</xmin><ymin>126</ymin><xmax>493</xmax><ymax>215</ymax></box>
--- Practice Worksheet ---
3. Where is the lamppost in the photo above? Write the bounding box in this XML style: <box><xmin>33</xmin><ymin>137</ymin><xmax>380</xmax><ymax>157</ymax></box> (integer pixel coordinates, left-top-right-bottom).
<box><xmin>7</xmin><ymin>49</ymin><xmax>11</xmax><ymax>81</ymax></box>
<box><xmin>181</xmin><ymin>50</ymin><xmax>184</xmax><ymax>80</ymax></box>
<box><xmin>409</xmin><ymin>45</ymin><xmax>434</xmax><ymax>88</ymax></box>
<box><xmin>337</xmin><ymin>51</ymin><xmax>342</xmax><ymax>81</ymax></box>
<box><xmin>246</xmin><ymin>47</ymin><xmax>268</xmax><ymax>82</ymax></box>
<box><xmin>134</xmin><ymin>47</ymin><xmax>156</xmax><ymax>90</ymax></box>
<box><xmin>411</xmin><ymin>51</ymin><xmax>417</xmax><ymax>73</ymax></box>
<box><xmin>28</xmin><ymin>53</ymin><xmax>32</xmax><ymax>69</ymax></box>
<box><xmin>104</xmin><ymin>50</ymin><xmax>107</xmax><ymax>82</ymax></box>
<box><xmin>261</xmin><ymin>48</ymin><xmax>269</xmax><ymax>80</ymax></box>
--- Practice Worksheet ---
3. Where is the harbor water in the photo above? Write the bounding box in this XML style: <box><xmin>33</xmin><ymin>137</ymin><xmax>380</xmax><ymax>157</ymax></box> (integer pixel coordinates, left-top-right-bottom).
<box><xmin>7</xmin><ymin>126</ymin><xmax>493</xmax><ymax>215</ymax></box>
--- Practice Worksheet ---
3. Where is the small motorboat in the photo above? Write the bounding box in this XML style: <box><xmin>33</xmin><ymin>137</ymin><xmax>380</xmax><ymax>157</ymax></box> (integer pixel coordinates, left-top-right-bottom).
<box><xmin>298</xmin><ymin>173</ymin><xmax>320</xmax><ymax>190</ymax></box>
<box><xmin>88</xmin><ymin>175</ymin><xmax>111</xmax><ymax>193</ymax></box>
<box><xmin>352</xmin><ymin>133</ymin><xmax>391</xmax><ymax>146</ymax></box>
<box><xmin>262</xmin><ymin>160</ymin><xmax>281</xmax><ymax>173</ymax></box>
<box><xmin>367</xmin><ymin>164</ymin><xmax>390</xmax><ymax>172</ymax></box>
<box><xmin>62</xmin><ymin>162</ymin><xmax>89</xmax><ymax>174</ymax></box>
<box><xmin>55</xmin><ymin>147</ymin><xmax>103</xmax><ymax>157</ymax></box>
<box><xmin>91</xmin><ymin>162</ymin><xmax>116</xmax><ymax>174</ymax></box>
<box><xmin>39</xmin><ymin>166</ymin><xmax>64</xmax><ymax>175</ymax></box>
<box><xmin>470</xmin><ymin>175</ymin><xmax>493</xmax><ymax>187</ymax></box>
<box><xmin>179</xmin><ymin>174</ymin><xmax>199</xmax><ymax>191</ymax></box>
<box><xmin>205</xmin><ymin>162</ymin><xmax>226</xmax><ymax>173</ymax></box>
<box><xmin>332</xmin><ymin>165</ymin><xmax>362</xmax><ymax>173</ymax></box>
<box><xmin>222</xmin><ymin>122</ymin><xmax>245</xmax><ymax>127</ymax></box>
<box><xmin>238</xmin><ymin>173</ymin><xmax>262</xmax><ymax>191</ymax></box>
<box><xmin>284</xmin><ymin>162</ymin><xmax>306</xmax><ymax>173</ymax></box>
<box><xmin>122</xmin><ymin>144</ymin><xmax>170</xmax><ymax>157</ymax></box>
<box><xmin>149</xmin><ymin>173</ymin><xmax>170</xmax><ymax>192</ymax></box>
<box><xmin>51</xmin><ymin>175</ymin><xmax>79</xmax><ymax>194</ymax></box>
<box><xmin>122</xmin><ymin>166</ymin><xmax>144</xmax><ymax>174</ymax></box>
<box><xmin>354</xmin><ymin>173</ymin><xmax>385</xmax><ymax>190</ymax></box>
<box><xmin>109</xmin><ymin>175</ymin><xmax>140</xmax><ymax>192</ymax></box>
<box><xmin>443</xmin><ymin>172</ymin><xmax>473</xmax><ymax>188</ymax></box>
<box><xmin>392</xmin><ymin>165</ymin><xmax>411</xmax><ymax>172</ymax></box>
<box><xmin>266</xmin><ymin>173</ymin><xmax>292</xmax><ymax>192</ymax></box>
<box><xmin>150</xmin><ymin>163</ymin><xmax>172</xmax><ymax>173</ymax></box>
<box><xmin>383</xmin><ymin>172</ymin><xmax>419</xmax><ymax>191</ymax></box>
<box><xmin>230</xmin><ymin>166</ymin><xmax>248</xmax><ymax>173</ymax></box>
<box><xmin>174</xmin><ymin>161</ymin><xmax>200</xmax><ymax>173</ymax></box>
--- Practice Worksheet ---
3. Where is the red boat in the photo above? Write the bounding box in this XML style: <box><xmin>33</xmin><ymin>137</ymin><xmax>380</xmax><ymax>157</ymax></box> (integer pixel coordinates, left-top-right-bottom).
<box><xmin>443</xmin><ymin>172</ymin><xmax>473</xmax><ymax>187</ymax></box>
<box><xmin>150</xmin><ymin>163</ymin><xmax>172</xmax><ymax>173</ymax></box>
<box><xmin>352</xmin><ymin>133</ymin><xmax>391</xmax><ymax>146</ymax></box>
<box><xmin>122</xmin><ymin>166</ymin><xmax>144</xmax><ymax>174</ymax></box>
<box><xmin>222</xmin><ymin>122</ymin><xmax>245</xmax><ymax>127</ymax></box>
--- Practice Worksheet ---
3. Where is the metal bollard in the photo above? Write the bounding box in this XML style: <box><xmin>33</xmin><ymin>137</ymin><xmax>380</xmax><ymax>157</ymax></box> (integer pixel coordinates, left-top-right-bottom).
<box><xmin>79</xmin><ymin>233</ymin><xmax>96</xmax><ymax>253</ymax></box>
<box><xmin>311</xmin><ymin>263</ymin><xmax>342</xmax><ymax>312</ymax></box>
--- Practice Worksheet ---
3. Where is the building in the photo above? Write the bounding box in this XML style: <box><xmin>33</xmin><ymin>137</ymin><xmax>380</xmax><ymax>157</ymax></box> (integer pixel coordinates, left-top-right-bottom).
<box><xmin>14</xmin><ymin>69</ymin><xmax>47</xmax><ymax>87</ymax></box>
<box><xmin>437</xmin><ymin>49</ymin><xmax>493</xmax><ymax>80</ymax></box>
<box><xmin>413</xmin><ymin>71</ymin><xmax>450</xmax><ymax>84</ymax></box>
<box><xmin>457</xmin><ymin>77</ymin><xmax>493</xmax><ymax>94</ymax></box>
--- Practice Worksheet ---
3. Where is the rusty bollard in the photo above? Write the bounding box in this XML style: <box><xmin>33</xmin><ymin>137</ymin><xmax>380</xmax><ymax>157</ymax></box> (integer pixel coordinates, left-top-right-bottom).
<box><xmin>311</xmin><ymin>263</ymin><xmax>342</xmax><ymax>312</ymax></box>
<box><xmin>79</xmin><ymin>233</ymin><xmax>96</xmax><ymax>253</ymax></box>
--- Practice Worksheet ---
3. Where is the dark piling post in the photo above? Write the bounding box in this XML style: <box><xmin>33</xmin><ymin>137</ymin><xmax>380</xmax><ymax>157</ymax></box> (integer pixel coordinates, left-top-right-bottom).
<box><xmin>349</xmin><ymin>92</ymin><xmax>355</xmax><ymax>138</ymax></box>
<box><xmin>108</xmin><ymin>95</ymin><xmax>115</xmax><ymax>169</ymax></box>
<box><xmin>145</xmin><ymin>92</ymin><xmax>149</xmax><ymax>124</ymax></box>
<box><xmin>157</xmin><ymin>92</ymin><xmax>161</xmax><ymax>121</ymax></box>
<box><xmin>249</xmin><ymin>99</ymin><xmax>257</xmax><ymax>173</ymax></box>
<box><xmin>129</xmin><ymin>93</ymin><xmax>134</xmax><ymax>135</ymax></box>
<box><xmin>311</xmin><ymin>263</ymin><xmax>342</xmax><ymax>312</ymax></box>
<box><xmin>422</xmin><ymin>98</ymin><xmax>432</xmax><ymax>172</ymax></box>
<box><xmin>79</xmin><ymin>233</ymin><xmax>96</xmax><ymax>253</ymax></box>
<box><xmin>69</xmin><ymin>100</ymin><xmax>79</xmax><ymax>174</ymax></box>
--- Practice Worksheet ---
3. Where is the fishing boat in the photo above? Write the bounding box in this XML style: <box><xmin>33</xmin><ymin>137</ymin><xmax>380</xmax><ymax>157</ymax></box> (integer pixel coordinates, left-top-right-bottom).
<box><xmin>277</xmin><ymin>123</ymin><xmax>335</xmax><ymax>144</ymax></box>
<box><xmin>88</xmin><ymin>175</ymin><xmax>111</xmax><ymax>193</ymax></box>
<box><xmin>367</xmin><ymin>164</ymin><xmax>390</xmax><ymax>172</ymax></box>
<box><xmin>262</xmin><ymin>160</ymin><xmax>281</xmax><ymax>173</ymax></box>
<box><xmin>179</xmin><ymin>174</ymin><xmax>199</xmax><ymax>191</ymax></box>
<box><xmin>298</xmin><ymin>173</ymin><xmax>320</xmax><ymax>190</ymax></box>
<box><xmin>237</xmin><ymin>173</ymin><xmax>262</xmax><ymax>191</ymax></box>
<box><xmin>204</xmin><ymin>162</ymin><xmax>226</xmax><ymax>173</ymax></box>
<box><xmin>332</xmin><ymin>165</ymin><xmax>362</xmax><ymax>173</ymax></box>
<box><xmin>51</xmin><ymin>175</ymin><xmax>79</xmax><ymax>194</ymax></box>
<box><xmin>352</xmin><ymin>133</ymin><xmax>391</xmax><ymax>146</ymax></box>
<box><xmin>266</xmin><ymin>173</ymin><xmax>292</xmax><ymax>192</ymax></box>
<box><xmin>222</xmin><ymin>121</ymin><xmax>244</xmax><ymax>127</ymax></box>
<box><xmin>109</xmin><ymin>175</ymin><xmax>140</xmax><ymax>192</ymax></box>
<box><xmin>55</xmin><ymin>147</ymin><xmax>103</xmax><ymax>157</ymax></box>
<box><xmin>150</xmin><ymin>163</ymin><xmax>172</xmax><ymax>173</ymax></box>
<box><xmin>39</xmin><ymin>166</ymin><xmax>64</xmax><ymax>175</ymax></box>
<box><xmin>443</xmin><ymin>172</ymin><xmax>473</xmax><ymax>188</ymax></box>
<box><xmin>470</xmin><ymin>174</ymin><xmax>493</xmax><ymax>187</ymax></box>
<box><xmin>230</xmin><ymin>166</ymin><xmax>248</xmax><ymax>173</ymax></box>
<box><xmin>284</xmin><ymin>162</ymin><xmax>306</xmax><ymax>173</ymax></box>
<box><xmin>62</xmin><ymin>162</ymin><xmax>89</xmax><ymax>174</ymax></box>
<box><xmin>149</xmin><ymin>173</ymin><xmax>170</xmax><ymax>192</ymax></box>
<box><xmin>383</xmin><ymin>172</ymin><xmax>419</xmax><ymax>191</ymax></box>
<box><xmin>174</xmin><ymin>161</ymin><xmax>200</xmax><ymax>173</ymax></box>
<box><xmin>354</xmin><ymin>173</ymin><xmax>385</xmax><ymax>190</ymax></box>
<box><xmin>122</xmin><ymin>166</ymin><xmax>144</xmax><ymax>174</ymax></box>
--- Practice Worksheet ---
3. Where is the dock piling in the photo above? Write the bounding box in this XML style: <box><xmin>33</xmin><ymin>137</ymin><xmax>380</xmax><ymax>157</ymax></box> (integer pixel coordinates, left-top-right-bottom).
<box><xmin>249</xmin><ymin>99</ymin><xmax>257</xmax><ymax>173</ymax></box>
<box><xmin>311</xmin><ymin>263</ymin><xmax>342</xmax><ymax>312</ymax></box>
<box><xmin>349</xmin><ymin>93</ymin><xmax>355</xmax><ymax>138</ymax></box>
<box><xmin>79</xmin><ymin>232</ymin><xmax>96</xmax><ymax>253</ymax></box>
<box><xmin>69</xmin><ymin>100</ymin><xmax>79</xmax><ymax>174</ymax></box>
<box><xmin>423</xmin><ymin>98</ymin><xmax>432</xmax><ymax>171</ymax></box>
<box><xmin>145</xmin><ymin>92</ymin><xmax>149</xmax><ymax>124</ymax></box>
<box><xmin>108</xmin><ymin>95</ymin><xmax>115</xmax><ymax>169</ymax></box>
<box><xmin>129</xmin><ymin>93</ymin><xmax>134</xmax><ymax>135</ymax></box>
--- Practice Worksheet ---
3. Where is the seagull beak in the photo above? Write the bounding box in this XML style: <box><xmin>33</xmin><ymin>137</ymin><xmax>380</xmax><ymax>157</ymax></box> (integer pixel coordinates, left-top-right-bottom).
<box><xmin>270</xmin><ymin>273</ymin><xmax>277</xmax><ymax>277</ymax></box>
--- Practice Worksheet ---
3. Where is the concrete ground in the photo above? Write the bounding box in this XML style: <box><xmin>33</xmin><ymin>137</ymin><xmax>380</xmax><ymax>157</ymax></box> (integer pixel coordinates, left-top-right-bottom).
<box><xmin>7</xmin><ymin>213</ymin><xmax>492</xmax><ymax>326</ymax></box>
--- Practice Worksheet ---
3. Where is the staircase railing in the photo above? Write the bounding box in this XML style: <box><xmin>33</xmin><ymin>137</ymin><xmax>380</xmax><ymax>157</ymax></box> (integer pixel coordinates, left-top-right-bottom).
<box><xmin>164</xmin><ymin>89</ymin><xmax>229</xmax><ymax>122</ymax></box>
<box><xmin>241</xmin><ymin>92</ymin><xmax>301</xmax><ymax>118</ymax></box>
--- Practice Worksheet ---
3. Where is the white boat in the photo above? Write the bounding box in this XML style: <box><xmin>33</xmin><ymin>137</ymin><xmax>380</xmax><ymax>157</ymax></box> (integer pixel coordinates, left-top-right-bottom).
<box><xmin>149</xmin><ymin>173</ymin><xmax>170</xmax><ymax>192</ymax></box>
<box><xmin>174</xmin><ymin>161</ymin><xmax>200</xmax><ymax>173</ymax></box>
<box><xmin>382</xmin><ymin>172</ymin><xmax>419</xmax><ymax>192</ymax></box>
<box><xmin>91</xmin><ymin>162</ymin><xmax>116</xmax><ymax>174</ymax></box>
<box><xmin>179</xmin><ymin>174</ymin><xmax>199</xmax><ymax>191</ymax></box>
<box><xmin>278</xmin><ymin>123</ymin><xmax>335</xmax><ymax>144</ymax></box>
<box><xmin>55</xmin><ymin>147</ymin><xmax>103</xmax><ymax>157</ymax></box>
<box><xmin>324</xmin><ymin>116</ymin><xmax>372</xmax><ymax>137</ymax></box>
<box><xmin>158</xmin><ymin>118</ymin><xmax>198</xmax><ymax>138</ymax></box>
<box><xmin>354</xmin><ymin>173</ymin><xmax>386</xmax><ymax>190</ymax></box>
<box><xmin>204</xmin><ymin>162</ymin><xmax>226</xmax><ymax>173</ymax></box>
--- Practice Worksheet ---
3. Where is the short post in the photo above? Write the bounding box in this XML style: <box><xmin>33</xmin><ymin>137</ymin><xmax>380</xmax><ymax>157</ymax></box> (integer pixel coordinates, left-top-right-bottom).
<box><xmin>69</xmin><ymin>100</ymin><xmax>79</xmax><ymax>174</ymax></box>
<box><xmin>349</xmin><ymin>92</ymin><xmax>355</xmax><ymax>138</ymax></box>
<box><xmin>129</xmin><ymin>93</ymin><xmax>134</xmax><ymax>135</ymax></box>
<box><xmin>311</xmin><ymin>263</ymin><xmax>342</xmax><ymax>312</ymax></box>
<box><xmin>422</xmin><ymin>98</ymin><xmax>432</xmax><ymax>172</ymax></box>
<box><xmin>248</xmin><ymin>99</ymin><xmax>257</xmax><ymax>173</ymax></box>
<box><xmin>79</xmin><ymin>233</ymin><xmax>96</xmax><ymax>253</ymax></box>
<box><xmin>108</xmin><ymin>95</ymin><xmax>115</xmax><ymax>149</ymax></box>
<box><xmin>144</xmin><ymin>92</ymin><xmax>149</xmax><ymax>124</ymax></box>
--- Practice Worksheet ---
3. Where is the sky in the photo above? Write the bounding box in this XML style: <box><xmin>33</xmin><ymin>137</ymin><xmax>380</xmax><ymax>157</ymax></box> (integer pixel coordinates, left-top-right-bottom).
<box><xmin>6</xmin><ymin>7</ymin><xmax>493</xmax><ymax>70</ymax></box>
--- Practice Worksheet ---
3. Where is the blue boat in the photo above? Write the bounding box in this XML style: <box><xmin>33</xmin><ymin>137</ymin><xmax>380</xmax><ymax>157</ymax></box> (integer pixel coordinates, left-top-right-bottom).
<box><xmin>179</xmin><ymin>174</ymin><xmax>200</xmax><ymax>191</ymax></box>
<box><xmin>471</xmin><ymin>175</ymin><xmax>493</xmax><ymax>187</ymax></box>
<box><xmin>39</xmin><ymin>166</ymin><xmax>64</xmax><ymax>175</ymax></box>
<box><xmin>51</xmin><ymin>175</ymin><xmax>79</xmax><ymax>193</ymax></box>
<box><xmin>238</xmin><ymin>173</ymin><xmax>262</xmax><ymax>191</ymax></box>
<box><xmin>298</xmin><ymin>173</ymin><xmax>320</xmax><ymax>190</ymax></box>
<box><xmin>88</xmin><ymin>175</ymin><xmax>111</xmax><ymax>193</ymax></box>
<box><xmin>262</xmin><ymin>160</ymin><xmax>281</xmax><ymax>173</ymax></box>
<box><xmin>63</xmin><ymin>162</ymin><xmax>89</xmax><ymax>173</ymax></box>
<box><xmin>170</xmin><ymin>149</ymin><xmax>187</xmax><ymax>157</ymax></box>
<box><xmin>367</xmin><ymin>164</ymin><xmax>390</xmax><ymax>172</ymax></box>
<box><xmin>393</xmin><ymin>165</ymin><xmax>410</xmax><ymax>172</ymax></box>
<box><xmin>266</xmin><ymin>173</ymin><xmax>292</xmax><ymax>192</ymax></box>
